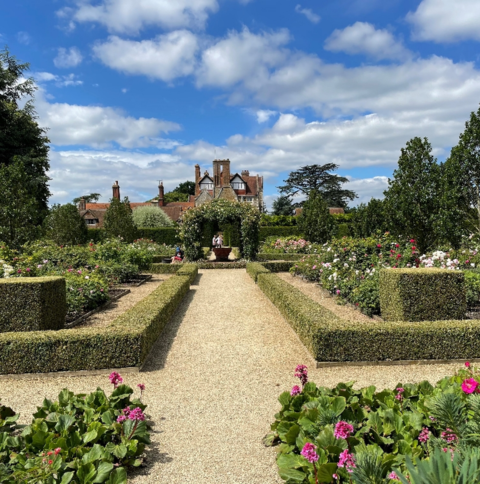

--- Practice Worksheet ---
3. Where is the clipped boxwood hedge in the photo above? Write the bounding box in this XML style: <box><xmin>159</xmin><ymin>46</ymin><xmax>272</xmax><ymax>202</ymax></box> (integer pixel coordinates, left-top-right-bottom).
<box><xmin>176</xmin><ymin>264</ymin><xmax>198</xmax><ymax>283</ymax></box>
<box><xmin>149</xmin><ymin>263</ymin><xmax>180</xmax><ymax>274</ymax></box>
<box><xmin>0</xmin><ymin>275</ymin><xmax>191</xmax><ymax>374</ymax></box>
<box><xmin>255</xmin><ymin>272</ymin><xmax>480</xmax><ymax>362</ymax></box>
<box><xmin>260</xmin><ymin>261</ymin><xmax>295</xmax><ymax>272</ymax></box>
<box><xmin>259</xmin><ymin>226</ymin><xmax>303</xmax><ymax>241</ymax></box>
<box><xmin>246</xmin><ymin>262</ymin><xmax>271</xmax><ymax>282</ymax></box>
<box><xmin>152</xmin><ymin>254</ymin><xmax>176</xmax><ymax>263</ymax></box>
<box><xmin>379</xmin><ymin>268</ymin><xmax>466</xmax><ymax>321</ymax></box>
<box><xmin>197</xmin><ymin>261</ymin><xmax>247</xmax><ymax>269</ymax></box>
<box><xmin>0</xmin><ymin>277</ymin><xmax>66</xmax><ymax>333</ymax></box>
<box><xmin>256</xmin><ymin>253</ymin><xmax>305</xmax><ymax>261</ymax></box>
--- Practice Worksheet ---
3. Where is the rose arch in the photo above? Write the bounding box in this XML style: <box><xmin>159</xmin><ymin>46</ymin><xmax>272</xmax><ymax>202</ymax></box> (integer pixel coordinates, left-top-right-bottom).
<box><xmin>179</xmin><ymin>199</ymin><xmax>260</xmax><ymax>261</ymax></box>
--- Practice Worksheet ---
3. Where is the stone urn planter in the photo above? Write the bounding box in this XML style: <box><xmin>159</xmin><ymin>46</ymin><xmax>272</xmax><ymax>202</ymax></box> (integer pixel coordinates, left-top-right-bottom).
<box><xmin>213</xmin><ymin>247</ymin><xmax>232</xmax><ymax>261</ymax></box>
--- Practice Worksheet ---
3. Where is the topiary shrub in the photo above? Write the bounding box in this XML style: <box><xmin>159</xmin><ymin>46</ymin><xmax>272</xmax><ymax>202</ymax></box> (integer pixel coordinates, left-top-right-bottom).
<box><xmin>132</xmin><ymin>205</ymin><xmax>173</xmax><ymax>228</ymax></box>
<box><xmin>0</xmin><ymin>276</ymin><xmax>66</xmax><ymax>332</ymax></box>
<box><xmin>104</xmin><ymin>197</ymin><xmax>137</xmax><ymax>243</ymax></box>
<box><xmin>379</xmin><ymin>268</ymin><xmax>466</xmax><ymax>321</ymax></box>
<box><xmin>43</xmin><ymin>203</ymin><xmax>88</xmax><ymax>245</ymax></box>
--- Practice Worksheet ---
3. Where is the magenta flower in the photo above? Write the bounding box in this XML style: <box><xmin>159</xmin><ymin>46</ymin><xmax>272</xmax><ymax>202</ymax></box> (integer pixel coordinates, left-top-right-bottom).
<box><xmin>128</xmin><ymin>407</ymin><xmax>146</xmax><ymax>421</ymax></box>
<box><xmin>334</xmin><ymin>421</ymin><xmax>354</xmax><ymax>440</ymax></box>
<box><xmin>294</xmin><ymin>365</ymin><xmax>308</xmax><ymax>387</ymax></box>
<box><xmin>461</xmin><ymin>378</ymin><xmax>478</xmax><ymax>394</ymax></box>
<box><xmin>117</xmin><ymin>415</ymin><xmax>127</xmax><ymax>423</ymax></box>
<box><xmin>137</xmin><ymin>383</ymin><xmax>146</xmax><ymax>392</ymax></box>
<box><xmin>418</xmin><ymin>427</ymin><xmax>430</xmax><ymax>443</ymax></box>
<box><xmin>466</xmin><ymin>361</ymin><xmax>471</xmax><ymax>368</ymax></box>
<box><xmin>338</xmin><ymin>449</ymin><xmax>356</xmax><ymax>473</ymax></box>
<box><xmin>290</xmin><ymin>385</ymin><xmax>301</xmax><ymax>396</ymax></box>
<box><xmin>388</xmin><ymin>471</ymin><xmax>400</xmax><ymax>481</ymax></box>
<box><xmin>109</xmin><ymin>371</ymin><xmax>123</xmax><ymax>388</ymax></box>
<box><xmin>441</xmin><ymin>428</ymin><xmax>458</xmax><ymax>444</ymax></box>
<box><xmin>301</xmin><ymin>442</ymin><xmax>319</xmax><ymax>463</ymax></box>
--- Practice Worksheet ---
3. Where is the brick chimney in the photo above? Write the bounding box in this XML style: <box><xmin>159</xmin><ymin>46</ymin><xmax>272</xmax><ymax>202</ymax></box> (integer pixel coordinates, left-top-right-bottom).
<box><xmin>78</xmin><ymin>197</ymin><xmax>86</xmax><ymax>211</ymax></box>
<box><xmin>158</xmin><ymin>181</ymin><xmax>165</xmax><ymax>207</ymax></box>
<box><xmin>195</xmin><ymin>164</ymin><xmax>201</xmax><ymax>196</ymax></box>
<box><xmin>112</xmin><ymin>181</ymin><xmax>120</xmax><ymax>200</ymax></box>
<box><xmin>241</xmin><ymin>170</ymin><xmax>250</xmax><ymax>177</ymax></box>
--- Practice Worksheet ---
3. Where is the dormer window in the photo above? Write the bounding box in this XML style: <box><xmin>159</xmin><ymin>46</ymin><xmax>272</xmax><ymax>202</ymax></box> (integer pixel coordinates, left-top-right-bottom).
<box><xmin>232</xmin><ymin>181</ymin><xmax>245</xmax><ymax>190</ymax></box>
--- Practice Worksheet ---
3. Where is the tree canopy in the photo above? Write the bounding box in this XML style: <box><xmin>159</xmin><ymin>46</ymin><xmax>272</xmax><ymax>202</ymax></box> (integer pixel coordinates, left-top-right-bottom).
<box><xmin>271</xmin><ymin>195</ymin><xmax>295</xmax><ymax>216</ymax></box>
<box><xmin>72</xmin><ymin>193</ymin><xmax>101</xmax><ymax>205</ymax></box>
<box><xmin>43</xmin><ymin>203</ymin><xmax>88</xmax><ymax>245</ymax></box>
<box><xmin>103</xmin><ymin>197</ymin><xmax>137</xmax><ymax>243</ymax></box>
<box><xmin>132</xmin><ymin>206</ymin><xmax>173</xmax><ymax>228</ymax></box>
<box><xmin>298</xmin><ymin>191</ymin><xmax>336</xmax><ymax>243</ymax></box>
<box><xmin>278</xmin><ymin>163</ymin><xmax>357</xmax><ymax>208</ymax></box>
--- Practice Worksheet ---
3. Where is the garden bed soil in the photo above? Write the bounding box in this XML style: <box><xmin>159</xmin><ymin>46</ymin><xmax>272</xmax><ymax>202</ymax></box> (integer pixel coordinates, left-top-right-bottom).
<box><xmin>74</xmin><ymin>274</ymin><xmax>172</xmax><ymax>329</ymax></box>
<box><xmin>276</xmin><ymin>272</ymin><xmax>378</xmax><ymax>323</ymax></box>
<box><xmin>65</xmin><ymin>288</ymin><xmax>130</xmax><ymax>327</ymax></box>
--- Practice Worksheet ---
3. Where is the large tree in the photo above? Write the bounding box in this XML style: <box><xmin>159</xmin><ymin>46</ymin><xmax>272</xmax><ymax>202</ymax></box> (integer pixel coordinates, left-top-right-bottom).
<box><xmin>72</xmin><ymin>193</ymin><xmax>101</xmax><ymax>205</ymax></box>
<box><xmin>0</xmin><ymin>48</ymin><xmax>50</xmax><ymax>237</ymax></box>
<box><xmin>43</xmin><ymin>203</ymin><xmax>88</xmax><ymax>245</ymax></box>
<box><xmin>446</xmin><ymin>105</ymin><xmax>480</xmax><ymax>232</ymax></box>
<box><xmin>278</xmin><ymin>163</ymin><xmax>357</xmax><ymax>208</ymax></box>
<box><xmin>350</xmin><ymin>198</ymin><xmax>388</xmax><ymax>238</ymax></box>
<box><xmin>103</xmin><ymin>197</ymin><xmax>137</xmax><ymax>242</ymax></box>
<box><xmin>383</xmin><ymin>137</ymin><xmax>442</xmax><ymax>252</ymax></box>
<box><xmin>271</xmin><ymin>195</ymin><xmax>294</xmax><ymax>216</ymax></box>
<box><xmin>298</xmin><ymin>191</ymin><xmax>336</xmax><ymax>243</ymax></box>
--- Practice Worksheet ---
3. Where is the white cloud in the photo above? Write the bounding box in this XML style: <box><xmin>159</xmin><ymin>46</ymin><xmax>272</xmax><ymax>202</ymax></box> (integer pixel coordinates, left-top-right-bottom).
<box><xmin>197</xmin><ymin>28</ymin><xmax>290</xmax><ymax>88</ymax></box>
<box><xmin>344</xmin><ymin>176</ymin><xmax>389</xmax><ymax>204</ymax></box>
<box><xmin>16</xmin><ymin>31</ymin><xmax>31</xmax><ymax>45</ymax></box>
<box><xmin>324</xmin><ymin>22</ymin><xmax>410</xmax><ymax>60</ymax></box>
<box><xmin>54</xmin><ymin>47</ymin><xmax>83</xmax><ymax>68</ymax></box>
<box><xmin>295</xmin><ymin>5</ymin><xmax>320</xmax><ymax>24</ymax></box>
<box><xmin>256</xmin><ymin>110</ymin><xmax>277</xmax><ymax>123</ymax></box>
<box><xmin>35</xmin><ymin>91</ymin><xmax>181</xmax><ymax>148</ymax></box>
<box><xmin>93</xmin><ymin>31</ymin><xmax>199</xmax><ymax>82</ymax></box>
<box><xmin>34</xmin><ymin>72</ymin><xmax>83</xmax><ymax>87</ymax></box>
<box><xmin>67</xmin><ymin>0</ymin><xmax>218</xmax><ymax>35</ymax></box>
<box><xmin>407</xmin><ymin>0</ymin><xmax>480</xmax><ymax>43</ymax></box>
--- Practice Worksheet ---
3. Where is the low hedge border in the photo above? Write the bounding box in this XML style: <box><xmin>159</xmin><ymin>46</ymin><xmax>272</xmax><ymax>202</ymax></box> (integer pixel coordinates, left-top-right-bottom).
<box><xmin>255</xmin><ymin>272</ymin><xmax>480</xmax><ymax>363</ymax></box>
<box><xmin>379</xmin><ymin>268</ymin><xmax>466</xmax><ymax>322</ymax></box>
<box><xmin>259</xmin><ymin>226</ymin><xmax>303</xmax><ymax>241</ymax></box>
<box><xmin>246</xmin><ymin>262</ymin><xmax>271</xmax><ymax>282</ymax></box>
<box><xmin>197</xmin><ymin>261</ymin><xmax>247</xmax><ymax>269</ymax></box>
<box><xmin>176</xmin><ymin>264</ymin><xmax>198</xmax><ymax>284</ymax></box>
<box><xmin>260</xmin><ymin>261</ymin><xmax>295</xmax><ymax>272</ymax></box>
<box><xmin>152</xmin><ymin>254</ymin><xmax>175</xmax><ymax>263</ymax></box>
<box><xmin>256</xmin><ymin>253</ymin><xmax>305</xmax><ymax>261</ymax></box>
<box><xmin>149</xmin><ymin>263</ymin><xmax>180</xmax><ymax>274</ymax></box>
<box><xmin>0</xmin><ymin>277</ymin><xmax>67</xmax><ymax>333</ymax></box>
<box><xmin>0</xmin><ymin>275</ymin><xmax>191</xmax><ymax>374</ymax></box>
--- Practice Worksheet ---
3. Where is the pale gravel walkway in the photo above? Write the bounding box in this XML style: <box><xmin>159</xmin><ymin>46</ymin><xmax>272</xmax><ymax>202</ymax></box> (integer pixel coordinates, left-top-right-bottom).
<box><xmin>0</xmin><ymin>269</ymin><xmax>464</xmax><ymax>483</ymax></box>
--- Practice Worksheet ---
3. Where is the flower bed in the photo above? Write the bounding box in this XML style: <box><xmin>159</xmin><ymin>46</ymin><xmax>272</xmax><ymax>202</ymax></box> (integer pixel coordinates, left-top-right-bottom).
<box><xmin>0</xmin><ymin>373</ymin><xmax>149</xmax><ymax>483</ymax></box>
<box><xmin>289</xmin><ymin>233</ymin><xmax>480</xmax><ymax>317</ymax></box>
<box><xmin>267</xmin><ymin>363</ymin><xmax>480</xmax><ymax>483</ymax></box>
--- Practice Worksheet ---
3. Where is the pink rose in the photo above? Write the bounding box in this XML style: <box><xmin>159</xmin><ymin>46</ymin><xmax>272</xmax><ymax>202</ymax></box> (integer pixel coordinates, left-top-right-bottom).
<box><xmin>461</xmin><ymin>378</ymin><xmax>478</xmax><ymax>394</ymax></box>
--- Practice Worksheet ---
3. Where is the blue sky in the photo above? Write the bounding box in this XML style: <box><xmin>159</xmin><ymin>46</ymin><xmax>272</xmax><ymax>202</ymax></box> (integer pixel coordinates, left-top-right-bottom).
<box><xmin>2</xmin><ymin>0</ymin><xmax>480</xmax><ymax>208</ymax></box>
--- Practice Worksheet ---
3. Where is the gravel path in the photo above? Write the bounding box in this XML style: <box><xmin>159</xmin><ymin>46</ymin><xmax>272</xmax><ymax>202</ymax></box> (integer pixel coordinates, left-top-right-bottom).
<box><xmin>0</xmin><ymin>269</ymin><xmax>464</xmax><ymax>483</ymax></box>
<box><xmin>276</xmin><ymin>272</ymin><xmax>376</xmax><ymax>323</ymax></box>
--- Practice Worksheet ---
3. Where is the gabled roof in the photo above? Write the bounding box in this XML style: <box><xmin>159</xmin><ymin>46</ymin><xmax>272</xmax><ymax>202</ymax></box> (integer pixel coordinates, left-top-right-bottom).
<box><xmin>230</xmin><ymin>173</ymin><xmax>245</xmax><ymax>182</ymax></box>
<box><xmin>198</xmin><ymin>174</ymin><xmax>214</xmax><ymax>184</ymax></box>
<box><xmin>166</xmin><ymin>202</ymin><xmax>195</xmax><ymax>209</ymax></box>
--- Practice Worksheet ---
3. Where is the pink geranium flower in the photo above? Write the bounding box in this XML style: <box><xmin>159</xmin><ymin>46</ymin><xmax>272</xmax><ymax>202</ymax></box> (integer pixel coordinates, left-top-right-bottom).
<box><xmin>338</xmin><ymin>449</ymin><xmax>356</xmax><ymax>473</ymax></box>
<box><xmin>334</xmin><ymin>421</ymin><xmax>354</xmax><ymax>440</ymax></box>
<box><xmin>461</xmin><ymin>378</ymin><xmax>478</xmax><ymax>394</ymax></box>
<box><xmin>301</xmin><ymin>443</ymin><xmax>319</xmax><ymax>463</ymax></box>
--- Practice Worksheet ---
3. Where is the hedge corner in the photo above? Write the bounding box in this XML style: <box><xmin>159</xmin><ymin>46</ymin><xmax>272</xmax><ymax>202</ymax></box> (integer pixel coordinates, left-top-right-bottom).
<box><xmin>379</xmin><ymin>268</ymin><xmax>466</xmax><ymax>322</ymax></box>
<box><xmin>0</xmin><ymin>276</ymin><xmax>66</xmax><ymax>333</ymax></box>
<box><xmin>246</xmin><ymin>262</ymin><xmax>270</xmax><ymax>282</ymax></box>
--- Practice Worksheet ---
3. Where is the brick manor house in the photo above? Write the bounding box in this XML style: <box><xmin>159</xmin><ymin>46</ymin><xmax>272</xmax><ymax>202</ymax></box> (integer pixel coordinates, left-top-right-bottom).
<box><xmin>78</xmin><ymin>159</ymin><xmax>264</xmax><ymax>227</ymax></box>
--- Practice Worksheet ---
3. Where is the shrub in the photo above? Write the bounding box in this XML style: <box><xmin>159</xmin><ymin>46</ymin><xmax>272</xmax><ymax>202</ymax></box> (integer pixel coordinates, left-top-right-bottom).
<box><xmin>149</xmin><ymin>263</ymin><xmax>180</xmax><ymax>274</ymax></box>
<box><xmin>175</xmin><ymin>263</ymin><xmax>198</xmax><ymax>283</ymax></box>
<box><xmin>0</xmin><ymin>276</ymin><xmax>66</xmax><ymax>332</ymax></box>
<box><xmin>136</xmin><ymin>227</ymin><xmax>179</xmax><ymax>246</ymax></box>
<box><xmin>466</xmin><ymin>271</ymin><xmax>480</xmax><ymax>306</ymax></box>
<box><xmin>246</xmin><ymin>262</ymin><xmax>271</xmax><ymax>283</ymax></box>
<box><xmin>379</xmin><ymin>268</ymin><xmax>466</xmax><ymax>321</ymax></box>
<box><xmin>104</xmin><ymin>197</ymin><xmax>137</xmax><ymax>243</ymax></box>
<box><xmin>257</xmin><ymin>253</ymin><xmax>305</xmax><ymax>261</ymax></box>
<box><xmin>259</xmin><ymin>226</ymin><xmax>303</xmax><ymax>241</ymax></box>
<box><xmin>260</xmin><ymin>236</ymin><xmax>316</xmax><ymax>254</ymax></box>
<box><xmin>132</xmin><ymin>205</ymin><xmax>174</xmax><ymax>228</ymax></box>
<box><xmin>260</xmin><ymin>261</ymin><xmax>294</xmax><ymax>272</ymax></box>
<box><xmin>43</xmin><ymin>203</ymin><xmax>88</xmax><ymax>245</ymax></box>
<box><xmin>260</xmin><ymin>214</ymin><xmax>297</xmax><ymax>226</ymax></box>
<box><xmin>298</xmin><ymin>192</ymin><xmax>336</xmax><ymax>243</ymax></box>
<box><xmin>0</xmin><ymin>377</ymin><xmax>149</xmax><ymax>483</ymax></box>
<box><xmin>267</xmin><ymin>363</ymin><xmax>480</xmax><ymax>484</ymax></box>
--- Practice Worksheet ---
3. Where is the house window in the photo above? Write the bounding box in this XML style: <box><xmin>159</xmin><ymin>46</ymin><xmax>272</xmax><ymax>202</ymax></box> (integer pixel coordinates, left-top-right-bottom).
<box><xmin>200</xmin><ymin>182</ymin><xmax>213</xmax><ymax>190</ymax></box>
<box><xmin>232</xmin><ymin>182</ymin><xmax>245</xmax><ymax>190</ymax></box>
<box><xmin>246</xmin><ymin>197</ymin><xmax>253</xmax><ymax>202</ymax></box>
<box><xmin>86</xmin><ymin>219</ymin><xmax>99</xmax><ymax>225</ymax></box>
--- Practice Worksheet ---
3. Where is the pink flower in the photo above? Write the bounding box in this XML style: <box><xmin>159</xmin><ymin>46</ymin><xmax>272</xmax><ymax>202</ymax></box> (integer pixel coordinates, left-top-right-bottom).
<box><xmin>294</xmin><ymin>365</ymin><xmax>308</xmax><ymax>387</ymax></box>
<box><xmin>441</xmin><ymin>428</ymin><xmax>458</xmax><ymax>444</ymax></box>
<box><xmin>290</xmin><ymin>385</ymin><xmax>301</xmax><ymax>396</ymax></box>
<box><xmin>117</xmin><ymin>415</ymin><xmax>127</xmax><ymax>423</ymax></box>
<box><xmin>338</xmin><ymin>449</ymin><xmax>356</xmax><ymax>473</ymax></box>
<box><xmin>336</xmin><ymin>289</ymin><xmax>341</xmax><ymax>295</ymax></box>
<box><xmin>333</xmin><ymin>474</ymin><xmax>338</xmax><ymax>480</ymax></box>
<box><xmin>465</xmin><ymin>361</ymin><xmax>471</xmax><ymax>368</ymax></box>
<box><xmin>410</xmin><ymin>239</ymin><xmax>415</xmax><ymax>243</ymax></box>
<box><xmin>48</xmin><ymin>460</ymin><xmax>53</xmax><ymax>465</ymax></box>
<box><xmin>17</xmin><ymin>269</ymin><xmax>22</xmax><ymax>273</ymax></box>
<box><xmin>137</xmin><ymin>383</ymin><xmax>146</xmax><ymax>392</ymax></box>
<box><xmin>301</xmin><ymin>442</ymin><xmax>319</xmax><ymax>463</ymax></box>
<box><xmin>461</xmin><ymin>378</ymin><xmax>478</xmax><ymax>394</ymax></box>
<box><xmin>388</xmin><ymin>471</ymin><xmax>400</xmax><ymax>481</ymax></box>
<box><xmin>109</xmin><ymin>371</ymin><xmax>123</xmax><ymax>388</ymax></box>
<box><xmin>128</xmin><ymin>407</ymin><xmax>145</xmax><ymax>421</ymax></box>
<box><xmin>54</xmin><ymin>448</ymin><xmax>61</xmax><ymax>455</ymax></box>
<box><xmin>377</xmin><ymin>244</ymin><xmax>382</xmax><ymax>248</ymax></box>
<box><xmin>418</xmin><ymin>427</ymin><xmax>430</xmax><ymax>443</ymax></box>
<box><xmin>334</xmin><ymin>421</ymin><xmax>354</xmax><ymax>440</ymax></box>
<box><xmin>26</xmin><ymin>268</ymin><xmax>31</xmax><ymax>272</ymax></box>
<box><xmin>312</xmin><ymin>265</ymin><xmax>316</xmax><ymax>270</ymax></box>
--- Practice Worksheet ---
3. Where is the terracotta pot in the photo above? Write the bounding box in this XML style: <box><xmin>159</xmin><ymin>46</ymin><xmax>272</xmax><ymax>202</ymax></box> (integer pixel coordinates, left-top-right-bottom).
<box><xmin>213</xmin><ymin>247</ymin><xmax>232</xmax><ymax>261</ymax></box>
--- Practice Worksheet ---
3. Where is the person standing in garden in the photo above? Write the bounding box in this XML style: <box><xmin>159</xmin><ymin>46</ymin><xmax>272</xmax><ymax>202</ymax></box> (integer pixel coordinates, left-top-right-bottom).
<box><xmin>212</xmin><ymin>234</ymin><xmax>218</xmax><ymax>248</ymax></box>
<box><xmin>217</xmin><ymin>233</ymin><xmax>223</xmax><ymax>247</ymax></box>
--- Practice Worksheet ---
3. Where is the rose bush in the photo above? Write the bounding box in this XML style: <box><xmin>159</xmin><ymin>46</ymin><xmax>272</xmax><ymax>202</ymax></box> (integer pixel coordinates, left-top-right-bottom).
<box><xmin>267</xmin><ymin>363</ymin><xmax>480</xmax><ymax>483</ymax></box>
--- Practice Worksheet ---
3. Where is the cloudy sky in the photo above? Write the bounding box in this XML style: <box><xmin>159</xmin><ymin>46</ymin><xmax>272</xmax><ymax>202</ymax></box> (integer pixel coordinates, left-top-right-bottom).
<box><xmin>3</xmin><ymin>0</ymin><xmax>480</xmax><ymax>209</ymax></box>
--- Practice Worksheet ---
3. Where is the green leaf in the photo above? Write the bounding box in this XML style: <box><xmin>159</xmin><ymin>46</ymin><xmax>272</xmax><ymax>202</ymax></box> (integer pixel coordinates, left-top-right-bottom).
<box><xmin>83</xmin><ymin>429</ymin><xmax>98</xmax><ymax>444</ymax></box>
<box><xmin>277</xmin><ymin>453</ymin><xmax>306</xmax><ymax>469</ymax></box>
<box><xmin>279</xmin><ymin>392</ymin><xmax>291</xmax><ymax>407</ymax></box>
<box><xmin>93</xmin><ymin>462</ymin><xmax>114</xmax><ymax>483</ymax></box>
<box><xmin>106</xmin><ymin>467</ymin><xmax>127</xmax><ymax>484</ymax></box>
<box><xmin>60</xmin><ymin>472</ymin><xmax>74</xmax><ymax>484</ymax></box>
<box><xmin>101</xmin><ymin>411</ymin><xmax>114</xmax><ymax>426</ymax></box>
<box><xmin>77</xmin><ymin>463</ymin><xmax>97</xmax><ymax>484</ymax></box>
<box><xmin>112</xmin><ymin>444</ymin><xmax>127</xmax><ymax>460</ymax></box>
<box><xmin>330</xmin><ymin>397</ymin><xmax>346</xmax><ymax>417</ymax></box>
<box><xmin>316</xmin><ymin>463</ymin><xmax>338</xmax><ymax>483</ymax></box>
<box><xmin>278</xmin><ymin>467</ymin><xmax>306</xmax><ymax>482</ymax></box>
<box><xmin>58</xmin><ymin>389</ymin><xmax>74</xmax><ymax>407</ymax></box>
<box><xmin>82</xmin><ymin>444</ymin><xmax>104</xmax><ymax>465</ymax></box>
<box><xmin>56</xmin><ymin>414</ymin><xmax>76</xmax><ymax>433</ymax></box>
<box><xmin>285</xmin><ymin>424</ymin><xmax>300</xmax><ymax>445</ymax></box>
<box><xmin>32</xmin><ymin>430</ymin><xmax>48</xmax><ymax>449</ymax></box>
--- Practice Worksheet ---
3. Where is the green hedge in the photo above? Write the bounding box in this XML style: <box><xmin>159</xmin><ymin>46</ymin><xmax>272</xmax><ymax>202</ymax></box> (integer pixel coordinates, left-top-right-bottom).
<box><xmin>197</xmin><ymin>261</ymin><xmax>247</xmax><ymax>269</ymax></box>
<box><xmin>246</xmin><ymin>262</ymin><xmax>271</xmax><ymax>282</ymax></box>
<box><xmin>0</xmin><ymin>277</ymin><xmax>66</xmax><ymax>332</ymax></box>
<box><xmin>87</xmin><ymin>228</ymin><xmax>179</xmax><ymax>245</ymax></box>
<box><xmin>149</xmin><ymin>263</ymin><xmax>180</xmax><ymax>274</ymax></box>
<box><xmin>176</xmin><ymin>264</ymin><xmax>198</xmax><ymax>284</ymax></box>
<box><xmin>256</xmin><ymin>253</ymin><xmax>305</xmax><ymax>261</ymax></box>
<box><xmin>152</xmin><ymin>253</ymin><xmax>176</xmax><ymax>263</ymax></box>
<box><xmin>256</xmin><ymin>272</ymin><xmax>480</xmax><ymax>362</ymax></box>
<box><xmin>0</xmin><ymin>275</ymin><xmax>190</xmax><ymax>374</ymax></box>
<box><xmin>380</xmin><ymin>268</ymin><xmax>466</xmax><ymax>322</ymax></box>
<box><xmin>259</xmin><ymin>226</ymin><xmax>303</xmax><ymax>241</ymax></box>
<box><xmin>260</xmin><ymin>261</ymin><xmax>295</xmax><ymax>272</ymax></box>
